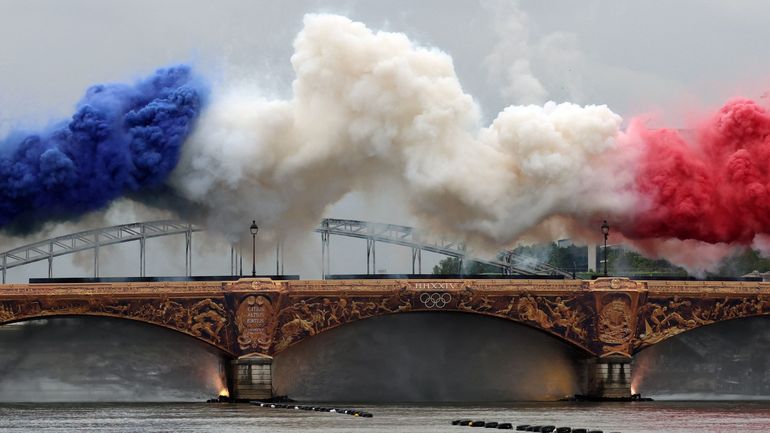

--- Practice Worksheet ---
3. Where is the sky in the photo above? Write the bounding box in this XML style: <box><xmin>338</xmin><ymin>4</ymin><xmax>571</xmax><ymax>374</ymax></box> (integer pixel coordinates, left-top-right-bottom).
<box><xmin>2</xmin><ymin>0</ymin><xmax>770</xmax><ymax>280</ymax></box>
<box><xmin>4</xmin><ymin>0</ymin><xmax>770</xmax><ymax>125</ymax></box>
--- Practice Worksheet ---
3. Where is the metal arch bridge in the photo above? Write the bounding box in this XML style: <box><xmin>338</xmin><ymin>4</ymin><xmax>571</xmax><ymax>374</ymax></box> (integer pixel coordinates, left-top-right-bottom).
<box><xmin>316</xmin><ymin>218</ymin><xmax>572</xmax><ymax>278</ymax></box>
<box><xmin>0</xmin><ymin>219</ymin><xmax>572</xmax><ymax>283</ymax></box>
<box><xmin>0</xmin><ymin>221</ymin><xmax>202</xmax><ymax>283</ymax></box>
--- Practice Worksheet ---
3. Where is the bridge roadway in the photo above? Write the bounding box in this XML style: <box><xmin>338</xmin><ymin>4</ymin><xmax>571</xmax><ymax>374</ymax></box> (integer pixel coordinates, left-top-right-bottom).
<box><xmin>0</xmin><ymin>277</ymin><xmax>768</xmax><ymax>400</ymax></box>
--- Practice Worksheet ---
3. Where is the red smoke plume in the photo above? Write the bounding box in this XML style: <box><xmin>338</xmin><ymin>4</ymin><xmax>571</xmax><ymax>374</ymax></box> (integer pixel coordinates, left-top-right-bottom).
<box><xmin>624</xmin><ymin>98</ymin><xmax>770</xmax><ymax>245</ymax></box>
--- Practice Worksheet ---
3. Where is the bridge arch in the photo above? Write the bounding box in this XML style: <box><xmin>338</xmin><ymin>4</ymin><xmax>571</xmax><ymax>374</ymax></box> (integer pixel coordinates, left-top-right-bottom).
<box><xmin>272</xmin><ymin>311</ymin><xmax>587</xmax><ymax>402</ymax></box>
<box><xmin>632</xmin><ymin>314</ymin><xmax>770</xmax><ymax>398</ymax></box>
<box><xmin>268</xmin><ymin>286</ymin><xmax>596</xmax><ymax>357</ymax></box>
<box><xmin>635</xmin><ymin>311</ymin><xmax>770</xmax><ymax>355</ymax></box>
<box><xmin>0</xmin><ymin>312</ymin><xmax>234</xmax><ymax>356</ymax></box>
<box><xmin>0</xmin><ymin>289</ymin><xmax>234</xmax><ymax>356</ymax></box>
<box><xmin>274</xmin><ymin>308</ymin><xmax>595</xmax><ymax>357</ymax></box>
<box><xmin>0</xmin><ymin>315</ymin><xmax>229</xmax><ymax>401</ymax></box>
<box><xmin>634</xmin><ymin>293</ymin><xmax>770</xmax><ymax>354</ymax></box>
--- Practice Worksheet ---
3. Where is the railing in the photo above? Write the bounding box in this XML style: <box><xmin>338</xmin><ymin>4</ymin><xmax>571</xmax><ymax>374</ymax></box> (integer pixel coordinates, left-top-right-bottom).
<box><xmin>1</xmin><ymin>218</ymin><xmax>572</xmax><ymax>283</ymax></box>
<box><xmin>1</xmin><ymin>220</ymin><xmax>201</xmax><ymax>282</ymax></box>
<box><xmin>314</xmin><ymin>218</ymin><xmax>573</xmax><ymax>278</ymax></box>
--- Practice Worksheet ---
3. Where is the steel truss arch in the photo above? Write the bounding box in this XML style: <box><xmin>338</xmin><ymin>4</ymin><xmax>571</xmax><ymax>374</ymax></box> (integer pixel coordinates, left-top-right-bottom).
<box><xmin>1</xmin><ymin>218</ymin><xmax>571</xmax><ymax>282</ymax></box>
<box><xmin>1</xmin><ymin>220</ymin><xmax>202</xmax><ymax>282</ymax></box>
<box><xmin>314</xmin><ymin>218</ymin><xmax>573</xmax><ymax>278</ymax></box>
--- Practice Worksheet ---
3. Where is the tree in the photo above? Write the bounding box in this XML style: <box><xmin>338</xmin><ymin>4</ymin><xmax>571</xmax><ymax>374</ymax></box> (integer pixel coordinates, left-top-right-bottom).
<box><xmin>431</xmin><ymin>257</ymin><xmax>500</xmax><ymax>275</ymax></box>
<box><xmin>547</xmin><ymin>245</ymin><xmax>588</xmax><ymax>272</ymax></box>
<box><xmin>715</xmin><ymin>249</ymin><xmax>770</xmax><ymax>276</ymax></box>
<box><xmin>606</xmin><ymin>249</ymin><xmax>686</xmax><ymax>276</ymax></box>
<box><xmin>432</xmin><ymin>257</ymin><xmax>462</xmax><ymax>275</ymax></box>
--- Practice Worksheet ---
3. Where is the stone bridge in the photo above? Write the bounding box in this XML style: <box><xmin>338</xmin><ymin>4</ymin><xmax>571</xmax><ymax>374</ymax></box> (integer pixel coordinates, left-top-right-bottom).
<box><xmin>0</xmin><ymin>277</ymin><xmax>768</xmax><ymax>400</ymax></box>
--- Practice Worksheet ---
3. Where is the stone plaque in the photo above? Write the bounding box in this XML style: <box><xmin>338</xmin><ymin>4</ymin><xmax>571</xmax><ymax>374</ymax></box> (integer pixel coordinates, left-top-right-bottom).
<box><xmin>236</xmin><ymin>295</ymin><xmax>275</xmax><ymax>353</ymax></box>
<box><xmin>597</xmin><ymin>294</ymin><xmax>633</xmax><ymax>356</ymax></box>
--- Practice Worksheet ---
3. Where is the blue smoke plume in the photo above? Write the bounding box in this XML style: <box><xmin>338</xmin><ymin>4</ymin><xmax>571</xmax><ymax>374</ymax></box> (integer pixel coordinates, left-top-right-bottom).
<box><xmin>0</xmin><ymin>66</ymin><xmax>205</xmax><ymax>233</ymax></box>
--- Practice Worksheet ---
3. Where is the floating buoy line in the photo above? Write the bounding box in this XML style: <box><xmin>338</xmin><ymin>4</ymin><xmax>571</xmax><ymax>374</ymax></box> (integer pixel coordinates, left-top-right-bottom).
<box><xmin>251</xmin><ymin>402</ymin><xmax>373</xmax><ymax>418</ymax></box>
<box><xmin>451</xmin><ymin>420</ymin><xmax>621</xmax><ymax>432</ymax></box>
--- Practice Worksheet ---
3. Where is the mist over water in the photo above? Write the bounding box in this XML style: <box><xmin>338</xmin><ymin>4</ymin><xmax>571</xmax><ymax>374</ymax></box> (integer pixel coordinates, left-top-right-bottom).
<box><xmin>633</xmin><ymin>316</ymin><xmax>770</xmax><ymax>400</ymax></box>
<box><xmin>0</xmin><ymin>317</ymin><xmax>227</xmax><ymax>402</ymax></box>
<box><xmin>273</xmin><ymin>312</ymin><xmax>584</xmax><ymax>402</ymax></box>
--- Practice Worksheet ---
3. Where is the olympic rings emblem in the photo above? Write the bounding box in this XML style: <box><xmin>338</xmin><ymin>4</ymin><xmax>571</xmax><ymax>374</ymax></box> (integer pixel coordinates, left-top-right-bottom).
<box><xmin>419</xmin><ymin>292</ymin><xmax>452</xmax><ymax>309</ymax></box>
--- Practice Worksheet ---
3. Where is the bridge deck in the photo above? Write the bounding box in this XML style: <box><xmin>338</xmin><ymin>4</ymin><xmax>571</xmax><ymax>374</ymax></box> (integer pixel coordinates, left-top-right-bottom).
<box><xmin>0</xmin><ymin>278</ymin><xmax>767</xmax><ymax>359</ymax></box>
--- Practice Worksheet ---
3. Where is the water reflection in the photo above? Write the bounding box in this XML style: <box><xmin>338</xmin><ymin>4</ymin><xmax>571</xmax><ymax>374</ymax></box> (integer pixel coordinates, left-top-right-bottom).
<box><xmin>274</xmin><ymin>312</ymin><xmax>586</xmax><ymax>402</ymax></box>
<box><xmin>0</xmin><ymin>317</ymin><xmax>226</xmax><ymax>402</ymax></box>
<box><xmin>1</xmin><ymin>401</ymin><xmax>769</xmax><ymax>433</ymax></box>
<box><xmin>633</xmin><ymin>316</ymin><xmax>770</xmax><ymax>400</ymax></box>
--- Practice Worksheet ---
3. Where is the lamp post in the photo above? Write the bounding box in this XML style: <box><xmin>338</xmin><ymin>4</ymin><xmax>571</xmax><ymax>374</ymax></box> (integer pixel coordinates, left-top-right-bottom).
<box><xmin>250</xmin><ymin>220</ymin><xmax>258</xmax><ymax>277</ymax></box>
<box><xmin>601</xmin><ymin>220</ymin><xmax>609</xmax><ymax>277</ymax></box>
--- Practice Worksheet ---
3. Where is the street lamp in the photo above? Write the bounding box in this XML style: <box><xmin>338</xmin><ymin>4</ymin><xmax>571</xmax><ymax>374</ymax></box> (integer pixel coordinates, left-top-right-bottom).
<box><xmin>250</xmin><ymin>220</ymin><xmax>258</xmax><ymax>277</ymax></box>
<box><xmin>601</xmin><ymin>220</ymin><xmax>609</xmax><ymax>277</ymax></box>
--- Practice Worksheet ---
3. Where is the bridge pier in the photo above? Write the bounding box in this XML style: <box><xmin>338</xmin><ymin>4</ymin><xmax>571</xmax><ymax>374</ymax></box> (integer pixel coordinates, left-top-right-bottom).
<box><xmin>581</xmin><ymin>356</ymin><xmax>632</xmax><ymax>400</ymax></box>
<box><xmin>231</xmin><ymin>356</ymin><xmax>273</xmax><ymax>401</ymax></box>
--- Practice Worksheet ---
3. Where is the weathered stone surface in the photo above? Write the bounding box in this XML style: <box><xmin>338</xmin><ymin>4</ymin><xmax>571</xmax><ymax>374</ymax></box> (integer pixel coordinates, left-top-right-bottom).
<box><xmin>0</xmin><ymin>277</ymin><xmax>767</xmax><ymax>359</ymax></box>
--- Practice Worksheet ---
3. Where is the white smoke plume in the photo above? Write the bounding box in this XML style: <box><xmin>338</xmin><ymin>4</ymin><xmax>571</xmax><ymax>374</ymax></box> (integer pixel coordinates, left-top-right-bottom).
<box><xmin>482</xmin><ymin>0</ymin><xmax>548</xmax><ymax>105</ymax></box>
<box><xmin>624</xmin><ymin>237</ymin><xmax>735</xmax><ymax>276</ymax></box>
<box><xmin>752</xmin><ymin>234</ymin><xmax>770</xmax><ymax>260</ymax></box>
<box><xmin>170</xmin><ymin>14</ymin><xmax>631</xmax><ymax>253</ymax></box>
<box><xmin>482</xmin><ymin>0</ymin><xmax>587</xmax><ymax>106</ymax></box>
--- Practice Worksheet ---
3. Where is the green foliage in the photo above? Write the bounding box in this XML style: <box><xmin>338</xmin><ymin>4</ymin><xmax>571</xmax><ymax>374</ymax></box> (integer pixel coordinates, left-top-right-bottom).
<box><xmin>548</xmin><ymin>245</ymin><xmax>588</xmax><ymax>272</ymax></box>
<box><xmin>715</xmin><ymin>249</ymin><xmax>770</xmax><ymax>276</ymax></box>
<box><xmin>605</xmin><ymin>247</ymin><xmax>770</xmax><ymax>278</ymax></box>
<box><xmin>432</xmin><ymin>257</ymin><xmax>462</xmax><ymax>275</ymax></box>
<box><xmin>431</xmin><ymin>242</ymin><xmax>770</xmax><ymax>278</ymax></box>
<box><xmin>606</xmin><ymin>249</ymin><xmax>686</xmax><ymax>276</ymax></box>
<box><xmin>431</xmin><ymin>257</ymin><xmax>501</xmax><ymax>275</ymax></box>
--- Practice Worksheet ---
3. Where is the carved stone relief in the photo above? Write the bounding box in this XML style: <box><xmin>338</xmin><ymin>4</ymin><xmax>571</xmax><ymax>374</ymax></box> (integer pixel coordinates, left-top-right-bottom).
<box><xmin>636</xmin><ymin>294</ymin><xmax>769</xmax><ymax>349</ymax></box>
<box><xmin>597</xmin><ymin>294</ymin><xmax>633</xmax><ymax>355</ymax></box>
<box><xmin>0</xmin><ymin>296</ymin><xmax>230</xmax><ymax>350</ymax></box>
<box><xmin>2</xmin><ymin>279</ymin><xmax>768</xmax><ymax>359</ymax></box>
<box><xmin>272</xmin><ymin>287</ymin><xmax>593</xmax><ymax>354</ymax></box>
<box><xmin>235</xmin><ymin>295</ymin><xmax>276</xmax><ymax>352</ymax></box>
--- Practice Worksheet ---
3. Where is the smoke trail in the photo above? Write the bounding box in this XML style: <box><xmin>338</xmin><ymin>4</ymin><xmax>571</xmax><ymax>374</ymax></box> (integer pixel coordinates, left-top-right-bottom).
<box><xmin>622</xmin><ymin>99</ymin><xmax>770</xmax><ymax>244</ymax></box>
<box><xmin>482</xmin><ymin>0</ymin><xmax>548</xmax><ymax>105</ymax></box>
<box><xmin>0</xmin><ymin>66</ymin><xmax>204</xmax><ymax>234</ymax></box>
<box><xmin>482</xmin><ymin>0</ymin><xmax>585</xmax><ymax>106</ymax></box>
<box><xmin>604</xmin><ymin>99</ymin><xmax>770</xmax><ymax>269</ymax></box>
<box><xmin>170</xmin><ymin>14</ymin><xmax>630</xmax><ymax>252</ymax></box>
<box><xmin>6</xmin><ymin>13</ymin><xmax>770</xmax><ymax>272</ymax></box>
<box><xmin>169</xmin><ymin>14</ymin><xmax>770</xmax><ymax>270</ymax></box>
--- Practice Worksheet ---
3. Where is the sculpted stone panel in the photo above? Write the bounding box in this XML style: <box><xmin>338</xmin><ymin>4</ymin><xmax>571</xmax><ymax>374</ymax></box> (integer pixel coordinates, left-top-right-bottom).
<box><xmin>273</xmin><ymin>289</ymin><xmax>410</xmax><ymax>353</ymax></box>
<box><xmin>458</xmin><ymin>291</ymin><xmax>593</xmax><ymax>342</ymax></box>
<box><xmin>592</xmin><ymin>278</ymin><xmax>641</xmax><ymax>291</ymax></box>
<box><xmin>636</xmin><ymin>294</ymin><xmax>769</xmax><ymax>350</ymax></box>
<box><xmin>0</xmin><ymin>296</ymin><xmax>230</xmax><ymax>352</ymax></box>
<box><xmin>235</xmin><ymin>295</ymin><xmax>277</xmax><ymax>353</ymax></box>
<box><xmin>3</xmin><ymin>278</ymin><xmax>770</xmax><ymax>359</ymax></box>
<box><xmin>597</xmin><ymin>294</ymin><xmax>633</xmax><ymax>356</ymax></box>
<box><xmin>272</xmin><ymin>286</ymin><xmax>594</xmax><ymax>354</ymax></box>
<box><xmin>0</xmin><ymin>303</ymin><xmax>14</xmax><ymax>322</ymax></box>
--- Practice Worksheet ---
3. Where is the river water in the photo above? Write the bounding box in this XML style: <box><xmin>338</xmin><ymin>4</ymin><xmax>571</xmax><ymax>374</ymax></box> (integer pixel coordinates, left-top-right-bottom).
<box><xmin>2</xmin><ymin>317</ymin><xmax>770</xmax><ymax>432</ymax></box>
<box><xmin>0</xmin><ymin>401</ymin><xmax>769</xmax><ymax>432</ymax></box>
